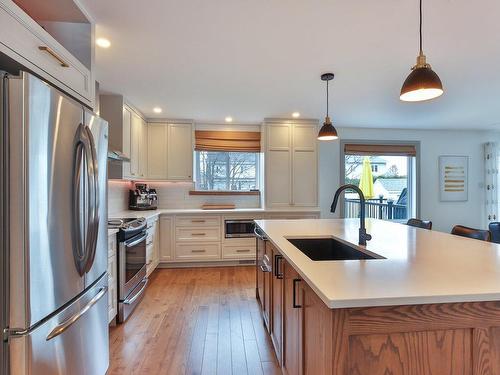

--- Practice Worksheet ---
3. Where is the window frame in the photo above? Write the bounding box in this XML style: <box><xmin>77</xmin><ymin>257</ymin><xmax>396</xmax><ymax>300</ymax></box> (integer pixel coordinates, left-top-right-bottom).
<box><xmin>193</xmin><ymin>150</ymin><xmax>261</xmax><ymax>192</ymax></box>
<box><xmin>339</xmin><ymin>139</ymin><xmax>421</xmax><ymax>221</ymax></box>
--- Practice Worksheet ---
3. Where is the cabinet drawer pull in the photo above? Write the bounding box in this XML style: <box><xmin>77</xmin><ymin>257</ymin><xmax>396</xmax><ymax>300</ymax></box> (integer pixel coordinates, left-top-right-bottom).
<box><xmin>191</xmin><ymin>249</ymin><xmax>206</xmax><ymax>253</ymax></box>
<box><xmin>259</xmin><ymin>264</ymin><xmax>271</xmax><ymax>273</ymax></box>
<box><xmin>38</xmin><ymin>46</ymin><xmax>69</xmax><ymax>67</ymax></box>
<box><xmin>293</xmin><ymin>279</ymin><xmax>302</xmax><ymax>308</ymax></box>
<box><xmin>191</xmin><ymin>233</ymin><xmax>206</xmax><ymax>236</ymax></box>
<box><xmin>191</xmin><ymin>219</ymin><xmax>206</xmax><ymax>223</ymax></box>
<box><xmin>236</xmin><ymin>249</ymin><xmax>251</xmax><ymax>253</ymax></box>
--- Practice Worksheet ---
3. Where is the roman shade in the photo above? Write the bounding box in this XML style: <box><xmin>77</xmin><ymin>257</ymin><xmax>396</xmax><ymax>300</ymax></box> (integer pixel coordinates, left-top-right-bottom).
<box><xmin>195</xmin><ymin>130</ymin><xmax>261</xmax><ymax>152</ymax></box>
<box><xmin>344</xmin><ymin>143</ymin><xmax>417</xmax><ymax>157</ymax></box>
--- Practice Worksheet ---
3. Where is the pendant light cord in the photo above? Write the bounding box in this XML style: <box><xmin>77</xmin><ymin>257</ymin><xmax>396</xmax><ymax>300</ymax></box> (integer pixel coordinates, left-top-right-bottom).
<box><xmin>419</xmin><ymin>0</ymin><xmax>423</xmax><ymax>54</ymax></box>
<box><xmin>326</xmin><ymin>80</ymin><xmax>329</xmax><ymax>117</ymax></box>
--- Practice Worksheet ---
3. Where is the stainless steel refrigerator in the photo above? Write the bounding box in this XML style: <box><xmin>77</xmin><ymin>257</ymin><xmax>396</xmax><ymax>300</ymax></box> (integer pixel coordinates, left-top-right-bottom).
<box><xmin>0</xmin><ymin>72</ymin><xmax>109</xmax><ymax>375</ymax></box>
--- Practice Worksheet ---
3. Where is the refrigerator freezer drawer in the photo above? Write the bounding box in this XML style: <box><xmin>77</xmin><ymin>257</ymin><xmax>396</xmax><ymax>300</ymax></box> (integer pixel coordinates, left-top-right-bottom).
<box><xmin>10</xmin><ymin>276</ymin><xmax>109</xmax><ymax>375</ymax></box>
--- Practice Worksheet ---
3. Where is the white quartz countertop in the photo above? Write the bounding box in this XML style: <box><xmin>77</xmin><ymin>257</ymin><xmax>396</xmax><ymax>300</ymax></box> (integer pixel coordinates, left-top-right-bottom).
<box><xmin>109</xmin><ymin>207</ymin><xmax>320</xmax><ymax>222</ymax></box>
<box><xmin>255</xmin><ymin>218</ymin><xmax>500</xmax><ymax>309</ymax></box>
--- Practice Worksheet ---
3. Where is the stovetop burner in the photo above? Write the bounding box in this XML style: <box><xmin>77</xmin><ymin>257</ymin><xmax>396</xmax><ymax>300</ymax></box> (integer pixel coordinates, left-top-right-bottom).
<box><xmin>108</xmin><ymin>217</ymin><xmax>146</xmax><ymax>230</ymax></box>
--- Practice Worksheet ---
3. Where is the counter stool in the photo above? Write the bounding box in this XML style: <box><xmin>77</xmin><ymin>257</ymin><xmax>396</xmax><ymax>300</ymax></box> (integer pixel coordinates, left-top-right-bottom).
<box><xmin>451</xmin><ymin>225</ymin><xmax>491</xmax><ymax>241</ymax></box>
<box><xmin>406</xmin><ymin>218</ymin><xmax>432</xmax><ymax>230</ymax></box>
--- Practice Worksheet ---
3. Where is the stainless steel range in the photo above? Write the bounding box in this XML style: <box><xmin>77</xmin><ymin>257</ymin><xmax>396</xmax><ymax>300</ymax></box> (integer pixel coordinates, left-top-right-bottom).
<box><xmin>109</xmin><ymin>218</ymin><xmax>148</xmax><ymax>323</ymax></box>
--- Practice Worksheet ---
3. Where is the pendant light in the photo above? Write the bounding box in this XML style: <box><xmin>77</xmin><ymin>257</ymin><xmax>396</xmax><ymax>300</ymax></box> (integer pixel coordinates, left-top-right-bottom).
<box><xmin>318</xmin><ymin>73</ymin><xmax>339</xmax><ymax>141</ymax></box>
<box><xmin>400</xmin><ymin>0</ymin><xmax>443</xmax><ymax>102</ymax></box>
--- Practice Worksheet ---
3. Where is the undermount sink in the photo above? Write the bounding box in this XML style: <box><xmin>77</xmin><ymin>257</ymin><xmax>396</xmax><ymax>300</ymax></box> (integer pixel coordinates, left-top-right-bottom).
<box><xmin>287</xmin><ymin>237</ymin><xmax>378</xmax><ymax>261</ymax></box>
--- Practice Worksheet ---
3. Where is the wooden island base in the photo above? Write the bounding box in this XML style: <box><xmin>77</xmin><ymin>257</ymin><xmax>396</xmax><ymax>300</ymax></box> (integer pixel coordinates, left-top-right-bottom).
<box><xmin>257</xmin><ymin>239</ymin><xmax>500</xmax><ymax>375</ymax></box>
<box><xmin>303</xmin><ymin>287</ymin><xmax>500</xmax><ymax>375</ymax></box>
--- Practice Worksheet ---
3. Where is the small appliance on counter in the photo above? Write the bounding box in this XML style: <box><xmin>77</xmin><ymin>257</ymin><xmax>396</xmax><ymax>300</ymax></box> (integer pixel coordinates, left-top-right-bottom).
<box><xmin>129</xmin><ymin>183</ymin><xmax>158</xmax><ymax>210</ymax></box>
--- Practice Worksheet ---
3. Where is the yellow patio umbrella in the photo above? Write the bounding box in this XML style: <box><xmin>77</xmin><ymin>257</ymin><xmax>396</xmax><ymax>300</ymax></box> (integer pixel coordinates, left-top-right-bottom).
<box><xmin>358</xmin><ymin>156</ymin><xmax>375</xmax><ymax>199</ymax></box>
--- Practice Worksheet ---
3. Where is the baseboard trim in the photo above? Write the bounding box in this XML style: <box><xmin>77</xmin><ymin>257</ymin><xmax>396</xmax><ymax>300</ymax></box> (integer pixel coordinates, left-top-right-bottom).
<box><xmin>158</xmin><ymin>260</ymin><xmax>256</xmax><ymax>269</ymax></box>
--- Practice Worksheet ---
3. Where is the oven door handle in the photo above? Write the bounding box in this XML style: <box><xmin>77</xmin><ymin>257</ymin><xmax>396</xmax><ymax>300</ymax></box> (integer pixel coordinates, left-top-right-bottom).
<box><xmin>123</xmin><ymin>279</ymin><xmax>148</xmax><ymax>305</ymax></box>
<box><xmin>125</xmin><ymin>233</ymin><xmax>147</xmax><ymax>248</ymax></box>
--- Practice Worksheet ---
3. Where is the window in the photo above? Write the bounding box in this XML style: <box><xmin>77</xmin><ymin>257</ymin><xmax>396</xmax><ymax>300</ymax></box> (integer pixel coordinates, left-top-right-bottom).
<box><xmin>195</xmin><ymin>151</ymin><xmax>259</xmax><ymax>191</ymax></box>
<box><xmin>342</xmin><ymin>142</ymin><xmax>419</xmax><ymax>222</ymax></box>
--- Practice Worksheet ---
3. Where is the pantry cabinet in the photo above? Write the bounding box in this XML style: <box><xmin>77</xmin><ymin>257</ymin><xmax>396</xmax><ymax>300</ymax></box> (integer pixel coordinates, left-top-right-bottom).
<box><xmin>265</xmin><ymin>120</ymin><xmax>318</xmax><ymax>208</ymax></box>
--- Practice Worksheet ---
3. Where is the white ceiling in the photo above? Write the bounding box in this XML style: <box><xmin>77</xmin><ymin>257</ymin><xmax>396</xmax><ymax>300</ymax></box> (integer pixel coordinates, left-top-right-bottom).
<box><xmin>81</xmin><ymin>0</ymin><xmax>500</xmax><ymax>129</ymax></box>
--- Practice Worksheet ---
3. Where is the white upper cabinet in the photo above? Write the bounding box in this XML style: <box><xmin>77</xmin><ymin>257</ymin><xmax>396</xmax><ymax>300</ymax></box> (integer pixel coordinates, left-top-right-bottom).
<box><xmin>139</xmin><ymin>118</ymin><xmax>148</xmax><ymax>178</ymax></box>
<box><xmin>130</xmin><ymin>112</ymin><xmax>142</xmax><ymax>178</ymax></box>
<box><xmin>122</xmin><ymin>107</ymin><xmax>132</xmax><ymax>178</ymax></box>
<box><xmin>0</xmin><ymin>0</ymin><xmax>94</xmax><ymax>107</ymax></box>
<box><xmin>147</xmin><ymin>124</ymin><xmax>168</xmax><ymax>179</ymax></box>
<box><xmin>167</xmin><ymin>123</ymin><xmax>193</xmax><ymax>180</ymax></box>
<box><xmin>147</xmin><ymin>122</ymin><xmax>193</xmax><ymax>181</ymax></box>
<box><xmin>265</xmin><ymin>120</ymin><xmax>318</xmax><ymax>208</ymax></box>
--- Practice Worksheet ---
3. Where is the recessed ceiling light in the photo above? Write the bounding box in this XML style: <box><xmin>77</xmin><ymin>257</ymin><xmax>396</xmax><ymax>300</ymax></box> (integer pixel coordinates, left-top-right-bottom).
<box><xmin>225</xmin><ymin>116</ymin><xmax>233</xmax><ymax>123</ymax></box>
<box><xmin>292</xmin><ymin>112</ymin><xmax>300</xmax><ymax>118</ymax></box>
<box><xmin>96</xmin><ymin>38</ymin><xmax>111</xmax><ymax>48</ymax></box>
<box><xmin>153</xmin><ymin>107</ymin><xmax>162</xmax><ymax>113</ymax></box>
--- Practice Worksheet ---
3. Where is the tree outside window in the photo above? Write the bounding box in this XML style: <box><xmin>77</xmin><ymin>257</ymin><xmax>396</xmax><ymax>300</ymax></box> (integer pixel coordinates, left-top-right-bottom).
<box><xmin>195</xmin><ymin>151</ymin><xmax>259</xmax><ymax>191</ymax></box>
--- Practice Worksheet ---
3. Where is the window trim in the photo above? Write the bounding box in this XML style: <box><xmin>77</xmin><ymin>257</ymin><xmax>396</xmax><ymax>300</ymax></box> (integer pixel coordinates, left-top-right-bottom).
<box><xmin>339</xmin><ymin>139</ymin><xmax>421</xmax><ymax>220</ymax></box>
<box><xmin>194</xmin><ymin>150</ymin><xmax>261</xmax><ymax>192</ymax></box>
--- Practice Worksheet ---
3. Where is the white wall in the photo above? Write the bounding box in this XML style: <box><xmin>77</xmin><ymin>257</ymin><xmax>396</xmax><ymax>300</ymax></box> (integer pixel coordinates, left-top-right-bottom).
<box><xmin>319</xmin><ymin>127</ymin><xmax>499</xmax><ymax>232</ymax></box>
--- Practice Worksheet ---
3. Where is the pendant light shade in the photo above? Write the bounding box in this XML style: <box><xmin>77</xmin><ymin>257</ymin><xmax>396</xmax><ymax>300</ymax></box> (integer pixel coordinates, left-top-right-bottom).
<box><xmin>400</xmin><ymin>0</ymin><xmax>443</xmax><ymax>102</ymax></box>
<box><xmin>318</xmin><ymin>73</ymin><xmax>338</xmax><ymax>141</ymax></box>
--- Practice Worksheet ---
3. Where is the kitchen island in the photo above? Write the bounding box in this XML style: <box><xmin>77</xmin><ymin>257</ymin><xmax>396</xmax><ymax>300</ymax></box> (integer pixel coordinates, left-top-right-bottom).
<box><xmin>255</xmin><ymin>218</ymin><xmax>500</xmax><ymax>375</ymax></box>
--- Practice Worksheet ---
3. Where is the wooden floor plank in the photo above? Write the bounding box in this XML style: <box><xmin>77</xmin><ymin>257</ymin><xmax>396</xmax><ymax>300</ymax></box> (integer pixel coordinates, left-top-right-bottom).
<box><xmin>108</xmin><ymin>266</ymin><xmax>281</xmax><ymax>375</ymax></box>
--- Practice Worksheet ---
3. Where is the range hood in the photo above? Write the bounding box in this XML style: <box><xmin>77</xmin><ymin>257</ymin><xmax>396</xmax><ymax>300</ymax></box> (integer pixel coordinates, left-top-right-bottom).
<box><xmin>107</xmin><ymin>150</ymin><xmax>130</xmax><ymax>162</ymax></box>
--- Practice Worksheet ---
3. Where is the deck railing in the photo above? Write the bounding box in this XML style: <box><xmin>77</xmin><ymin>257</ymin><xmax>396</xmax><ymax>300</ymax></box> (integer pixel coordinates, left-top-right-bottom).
<box><xmin>344</xmin><ymin>197</ymin><xmax>407</xmax><ymax>220</ymax></box>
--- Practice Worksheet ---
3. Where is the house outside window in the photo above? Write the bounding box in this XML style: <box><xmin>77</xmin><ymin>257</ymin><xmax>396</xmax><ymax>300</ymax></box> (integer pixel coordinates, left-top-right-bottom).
<box><xmin>342</xmin><ymin>142</ymin><xmax>419</xmax><ymax>222</ymax></box>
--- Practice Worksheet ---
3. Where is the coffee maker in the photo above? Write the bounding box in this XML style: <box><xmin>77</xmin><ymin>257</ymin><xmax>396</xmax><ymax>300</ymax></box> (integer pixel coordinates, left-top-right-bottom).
<box><xmin>129</xmin><ymin>183</ymin><xmax>158</xmax><ymax>210</ymax></box>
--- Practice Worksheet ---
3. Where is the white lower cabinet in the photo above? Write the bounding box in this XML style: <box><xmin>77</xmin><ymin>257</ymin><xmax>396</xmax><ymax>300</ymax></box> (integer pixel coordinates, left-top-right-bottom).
<box><xmin>107</xmin><ymin>234</ymin><xmax>118</xmax><ymax>324</ymax></box>
<box><xmin>175</xmin><ymin>243</ymin><xmax>221</xmax><ymax>260</ymax></box>
<box><xmin>222</xmin><ymin>239</ymin><xmax>256</xmax><ymax>260</ymax></box>
<box><xmin>157</xmin><ymin>212</ymin><xmax>319</xmax><ymax>264</ymax></box>
<box><xmin>159</xmin><ymin>216</ymin><xmax>174</xmax><ymax>262</ymax></box>
<box><xmin>146</xmin><ymin>216</ymin><xmax>160</xmax><ymax>276</ymax></box>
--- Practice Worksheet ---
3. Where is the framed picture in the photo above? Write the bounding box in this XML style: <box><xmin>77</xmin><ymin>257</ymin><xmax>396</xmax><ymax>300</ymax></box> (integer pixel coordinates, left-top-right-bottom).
<box><xmin>439</xmin><ymin>155</ymin><xmax>468</xmax><ymax>202</ymax></box>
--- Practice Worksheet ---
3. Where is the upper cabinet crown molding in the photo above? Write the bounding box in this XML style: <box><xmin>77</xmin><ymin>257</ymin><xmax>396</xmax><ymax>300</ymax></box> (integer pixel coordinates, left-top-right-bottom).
<box><xmin>0</xmin><ymin>0</ymin><xmax>95</xmax><ymax>107</ymax></box>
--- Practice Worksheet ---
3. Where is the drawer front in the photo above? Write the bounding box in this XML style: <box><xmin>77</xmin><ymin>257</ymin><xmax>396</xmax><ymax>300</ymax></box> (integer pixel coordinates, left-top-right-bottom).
<box><xmin>108</xmin><ymin>235</ymin><xmax>117</xmax><ymax>258</ymax></box>
<box><xmin>222</xmin><ymin>244</ymin><xmax>256</xmax><ymax>260</ymax></box>
<box><xmin>175</xmin><ymin>227</ymin><xmax>220</xmax><ymax>242</ymax></box>
<box><xmin>0</xmin><ymin>4</ymin><xmax>91</xmax><ymax>102</ymax></box>
<box><xmin>175</xmin><ymin>243</ymin><xmax>221</xmax><ymax>260</ymax></box>
<box><xmin>176</xmin><ymin>216</ymin><xmax>221</xmax><ymax>227</ymax></box>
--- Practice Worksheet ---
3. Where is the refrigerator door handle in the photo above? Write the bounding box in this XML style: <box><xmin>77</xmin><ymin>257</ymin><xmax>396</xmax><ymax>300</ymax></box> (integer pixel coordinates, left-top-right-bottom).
<box><xmin>83</xmin><ymin>125</ymin><xmax>99</xmax><ymax>273</ymax></box>
<box><xmin>46</xmin><ymin>286</ymin><xmax>107</xmax><ymax>341</ymax></box>
<box><xmin>73</xmin><ymin>124</ymin><xmax>97</xmax><ymax>276</ymax></box>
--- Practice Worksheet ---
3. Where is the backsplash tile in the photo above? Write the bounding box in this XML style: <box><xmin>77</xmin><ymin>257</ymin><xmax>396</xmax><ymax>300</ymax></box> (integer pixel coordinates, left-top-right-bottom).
<box><xmin>108</xmin><ymin>180</ymin><xmax>261</xmax><ymax>212</ymax></box>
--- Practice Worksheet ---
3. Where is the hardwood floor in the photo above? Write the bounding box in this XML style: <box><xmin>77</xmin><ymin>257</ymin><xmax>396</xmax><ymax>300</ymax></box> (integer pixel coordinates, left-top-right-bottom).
<box><xmin>108</xmin><ymin>266</ymin><xmax>281</xmax><ymax>375</ymax></box>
